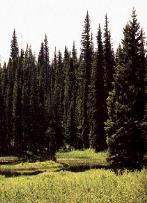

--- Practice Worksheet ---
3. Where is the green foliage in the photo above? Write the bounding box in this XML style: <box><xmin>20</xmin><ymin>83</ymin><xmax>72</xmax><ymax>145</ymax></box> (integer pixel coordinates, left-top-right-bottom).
<box><xmin>103</xmin><ymin>14</ymin><xmax>115</xmax><ymax>97</ymax></box>
<box><xmin>106</xmin><ymin>9</ymin><xmax>146</xmax><ymax>169</ymax></box>
<box><xmin>0</xmin><ymin>9</ymin><xmax>146</xmax><ymax>170</ymax></box>
<box><xmin>79</xmin><ymin>11</ymin><xmax>93</xmax><ymax>148</ymax></box>
<box><xmin>10</xmin><ymin>29</ymin><xmax>19</xmax><ymax>61</ymax></box>
<box><xmin>91</xmin><ymin>25</ymin><xmax>107</xmax><ymax>151</ymax></box>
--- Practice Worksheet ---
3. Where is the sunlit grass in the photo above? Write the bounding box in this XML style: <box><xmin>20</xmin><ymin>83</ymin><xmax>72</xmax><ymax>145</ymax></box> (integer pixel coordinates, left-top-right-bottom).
<box><xmin>0</xmin><ymin>169</ymin><xmax>146</xmax><ymax>203</ymax></box>
<box><xmin>57</xmin><ymin>149</ymin><xmax>108</xmax><ymax>167</ymax></box>
<box><xmin>0</xmin><ymin>150</ymin><xmax>146</xmax><ymax>203</ymax></box>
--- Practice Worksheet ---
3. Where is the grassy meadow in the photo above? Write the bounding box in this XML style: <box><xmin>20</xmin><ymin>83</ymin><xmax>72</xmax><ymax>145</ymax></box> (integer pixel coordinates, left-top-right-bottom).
<box><xmin>0</xmin><ymin>150</ymin><xmax>146</xmax><ymax>203</ymax></box>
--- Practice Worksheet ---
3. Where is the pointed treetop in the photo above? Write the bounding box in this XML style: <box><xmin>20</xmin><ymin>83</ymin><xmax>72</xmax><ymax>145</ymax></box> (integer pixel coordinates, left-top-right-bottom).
<box><xmin>72</xmin><ymin>41</ymin><xmax>76</xmax><ymax>51</ymax></box>
<box><xmin>130</xmin><ymin>7</ymin><xmax>140</xmax><ymax>30</ymax></box>
<box><xmin>97</xmin><ymin>24</ymin><xmax>102</xmax><ymax>38</ymax></box>
<box><xmin>64</xmin><ymin>46</ymin><xmax>70</xmax><ymax>61</ymax></box>
<box><xmin>44</xmin><ymin>34</ymin><xmax>48</xmax><ymax>47</ymax></box>
<box><xmin>44</xmin><ymin>33</ymin><xmax>48</xmax><ymax>40</ymax></box>
<box><xmin>72</xmin><ymin>41</ymin><xmax>77</xmax><ymax>61</ymax></box>
<box><xmin>10</xmin><ymin>29</ymin><xmax>19</xmax><ymax>60</ymax></box>
<box><xmin>38</xmin><ymin>42</ymin><xmax>45</xmax><ymax>64</ymax></box>
<box><xmin>83</xmin><ymin>10</ymin><xmax>90</xmax><ymax>31</ymax></box>
<box><xmin>104</xmin><ymin>14</ymin><xmax>109</xmax><ymax>37</ymax></box>
<box><xmin>105</xmin><ymin>13</ymin><xmax>109</xmax><ymax>25</ymax></box>
<box><xmin>132</xmin><ymin>7</ymin><xmax>137</xmax><ymax>18</ymax></box>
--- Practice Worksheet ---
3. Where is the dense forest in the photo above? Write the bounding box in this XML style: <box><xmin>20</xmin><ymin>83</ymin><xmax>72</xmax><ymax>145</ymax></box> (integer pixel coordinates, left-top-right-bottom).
<box><xmin>0</xmin><ymin>8</ymin><xmax>146</xmax><ymax>169</ymax></box>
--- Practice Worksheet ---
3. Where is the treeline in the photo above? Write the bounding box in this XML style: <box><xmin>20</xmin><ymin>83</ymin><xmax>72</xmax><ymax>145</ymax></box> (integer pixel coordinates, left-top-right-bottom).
<box><xmin>0</xmin><ymin>9</ymin><xmax>146</xmax><ymax>168</ymax></box>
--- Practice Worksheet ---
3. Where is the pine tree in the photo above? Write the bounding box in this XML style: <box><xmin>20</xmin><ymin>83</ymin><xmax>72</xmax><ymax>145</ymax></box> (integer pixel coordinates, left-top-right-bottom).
<box><xmin>76</xmin><ymin>56</ymin><xmax>86</xmax><ymax>148</ymax></box>
<box><xmin>105</xmin><ymin>9</ymin><xmax>146</xmax><ymax>169</ymax></box>
<box><xmin>93</xmin><ymin>25</ymin><xmax>107</xmax><ymax>151</ymax></box>
<box><xmin>103</xmin><ymin>14</ymin><xmax>115</xmax><ymax>98</ymax></box>
<box><xmin>5</xmin><ymin>30</ymin><xmax>19</xmax><ymax>153</ymax></box>
<box><xmin>68</xmin><ymin>42</ymin><xmax>78</xmax><ymax>148</ymax></box>
<box><xmin>62</xmin><ymin>46</ymin><xmax>71</xmax><ymax>145</ymax></box>
<box><xmin>44</xmin><ymin>34</ymin><xmax>50</xmax><ymax>91</ymax></box>
<box><xmin>37</xmin><ymin>40</ymin><xmax>50</xmax><ymax>156</ymax></box>
<box><xmin>80</xmin><ymin>11</ymin><xmax>93</xmax><ymax>148</ymax></box>
<box><xmin>12</xmin><ymin>50</ymin><xmax>24</xmax><ymax>155</ymax></box>
<box><xmin>10</xmin><ymin>29</ymin><xmax>19</xmax><ymax>61</ymax></box>
<box><xmin>21</xmin><ymin>46</ymin><xmax>37</xmax><ymax>155</ymax></box>
<box><xmin>52</xmin><ymin>50</ymin><xmax>64</xmax><ymax>149</ymax></box>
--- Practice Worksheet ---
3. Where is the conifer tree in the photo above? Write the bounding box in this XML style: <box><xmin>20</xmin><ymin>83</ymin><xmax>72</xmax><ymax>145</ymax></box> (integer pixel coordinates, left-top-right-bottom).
<box><xmin>21</xmin><ymin>46</ymin><xmax>37</xmax><ymax>154</ymax></box>
<box><xmin>0</xmin><ymin>65</ymin><xmax>7</xmax><ymax>154</ymax></box>
<box><xmin>106</xmin><ymin>9</ymin><xmax>146</xmax><ymax>169</ymax></box>
<box><xmin>37</xmin><ymin>40</ymin><xmax>50</xmax><ymax>155</ymax></box>
<box><xmin>6</xmin><ymin>30</ymin><xmax>19</xmax><ymax>153</ymax></box>
<box><xmin>12</xmin><ymin>50</ymin><xmax>24</xmax><ymax>155</ymax></box>
<box><xmin>80</xmin><ymin>11</ymin><xmax>93</xmax><ymax>148</ymax></box>
<box><xmin>53</xmin><ymin>51</ymin><xmax>64</xmax><ymax>148</ymax></box>
<box><xmin>68</xmin><ymin>42</ymin><xmax>78</xmax><ymax>148</ymax></box>
<box><xmin>63</xmin><ymin>46</ymin><xmax>71</xmax><ymax>144</ymax></box>
<box><xmin>44</xmin><ymin>34</ymin><xmax>50</xmax><ymax>91</ymax></box>
<box><xmin>76</xmin><ymin>56</ymin><xmax>86</xmax><ymax>148</ymax></box>
<box><xmin>103</xmin><ymin>14</ymin><xmax>115</xmax><ymax>98</ymax></box>
<box><xmin>10</xmin><ymin>29</ymin><xmax>19</xmax><ymax>61</ymax></box>
<box><xmin>93</xmin><ymin>25</ymin><xmax>107</xmax><ymax>151</ymax></box>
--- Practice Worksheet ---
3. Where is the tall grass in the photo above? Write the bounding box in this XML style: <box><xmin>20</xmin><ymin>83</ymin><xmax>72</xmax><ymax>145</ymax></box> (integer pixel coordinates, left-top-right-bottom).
<box><xmin>0</xmin><ymin>150</ymin><xmax>146</xmax><ymax>203</ymax></box>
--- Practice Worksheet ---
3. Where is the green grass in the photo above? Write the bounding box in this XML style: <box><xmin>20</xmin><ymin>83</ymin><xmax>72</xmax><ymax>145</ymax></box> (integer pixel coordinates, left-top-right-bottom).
<box><xmin>57</xmin><ymin>149</ymin><xmax>108</xmax><ymax>167</ymax></box>
<box><xmin>0</xmin><ymin>150</ymin><xmax>146</xmax><ymax>203</ymax></box>
<box><xmin>0</xmin><ymin>160</ymin><xmax>63</xmax><ymax>176</ymax></box>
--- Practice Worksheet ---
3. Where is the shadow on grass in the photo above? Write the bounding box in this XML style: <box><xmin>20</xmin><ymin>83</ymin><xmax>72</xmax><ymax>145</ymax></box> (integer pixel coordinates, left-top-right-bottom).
<box><xmin>0</xmin><ymin>169</ymin><xmax>43</xmax><ymax>177</ymax></box>
<box><xmin>57</xmin><ymin>161</ymin><xmax>111</xmax><ymax>172</ymax></box>
<box><xmin>59</xmin><ymin>161</ymin><xmax>146</xmax><ymax>173</ymax></box>
<box><xmin>65</xmin><ymin>164</ymin><xmax>111</xmax><ymax>172</ymax></box>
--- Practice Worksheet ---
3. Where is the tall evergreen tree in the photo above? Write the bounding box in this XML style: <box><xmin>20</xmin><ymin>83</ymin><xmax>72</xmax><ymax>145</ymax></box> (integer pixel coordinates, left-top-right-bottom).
<box><xmin>10</xmin><ymin>29</ymin><xmax>19</xmax><ymax>61</ymax></box>
<box><xmin>44</xmin><ymin>34</ymin><xmax>50</xmax><ymax>91</ymax></box>
<box><xmin>0</xmin><ymin>65</ymin><xmax>7</xmax><ymax>154</ymax></box>
<box><xmin>12</xmin><ymin>50</ymin><xmax>24</xmax><ymax>155</ymax></box>
<box><xmin>21</xmin><ymin>46</ymin><xmax>37</xmax><ymax>154</ymax></box>
<box><xmin>5</xmin><ymin>30</ymin><xmax>19</xmax><ymax>153</ymax></box>
<box><xmin>92</xmin><ymin>25</ymin><xmax>107</xmax><ymax>151</ymax></box>
<box><xmin>68</xmin><ymin>42</ymin><xmax>78</xmax><ymax>148</ymax></box>
<box><xmin>63</xmin><ymin>46</ymin><xmax>71</xmax><ymax>144</ymax></box>
<box><xmin>37</xmin><ymin>39</ymin><xmax>50</xmax><ymax>155</ymax></box>
<box><xmin>103</xmin><ymin>14</ymin><xmax>115</xmax><ymax>98</ymax></box>
<box><xmin>53</xmin><ymin>50</ymin><xmax>64</xmax><ymax>149</ymax></box>
<box><xmin>80</xmin><ymin>11</ymin><xmax>93</xmax><ymax>148</ymax></box>
<box><xmin>105</xmin><ymin>9</ymin><xmax>146</xmax><ymax>169</ymax></box>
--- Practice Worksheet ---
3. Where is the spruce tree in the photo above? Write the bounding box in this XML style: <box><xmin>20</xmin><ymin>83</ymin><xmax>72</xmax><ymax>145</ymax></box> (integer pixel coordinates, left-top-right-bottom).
<box><xmin>53</xmin><ymin>50</ymin><xmax>64</xmax><ymax>149</ymax></box>
<box><xmin>37</xmin><ymin>40</ymin><xmax>50</xmax><ymax>156</ymax></box>
<box><xmin>93</xmin><ymin>25</ymin><xmax>107</xmax><ymax>151</ymax></box>
<box><xmin>76</xmin><ymin>55</ymin><xmax>86</xmax><ymax>148</ymax></box>
<box><xmin>103</xmin><ymin>14</ymin><xmax>115</xmax><ymax>98</ymax></box>
<box><xmin>21</xmin><ymin>46</ymin><xmax>37</xmax><ymax>155</ymax></box>
<box><xmin>80</xmin><ymin>11</ymin><xmax>93</xmax><ymax>148</ymax></box>
<box><xmin>106</xmin><ymin>9</ymin><xmax>146</xmax><ymax>169</ymax></box>
<box><xmin>12</xmin><ymin>50</ymin><xmax>24</xmax><ymax>155</ymax></box>
<box><xmin>0</xmin><ymin>65</ymin><xmax>7</xmax><ymax>154</ymax></box>
<box><xmin>63</xmin><ymin>46</ymin><xmax>71</xmax><ymax>145</ymax></box>
<box><xmin>10</xmin><ymin>29</ymin><xmax>19</xmax><ymax>61</ymax></box>
<box><xmin>68</xmin><ymin>42</ymin><xmax>78</xmax><ymax>148</ymax></box>
<box><xmin>6</xmin><ymin>30</ymin><xmax>19</xmax><ymax>153</ymax></box>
